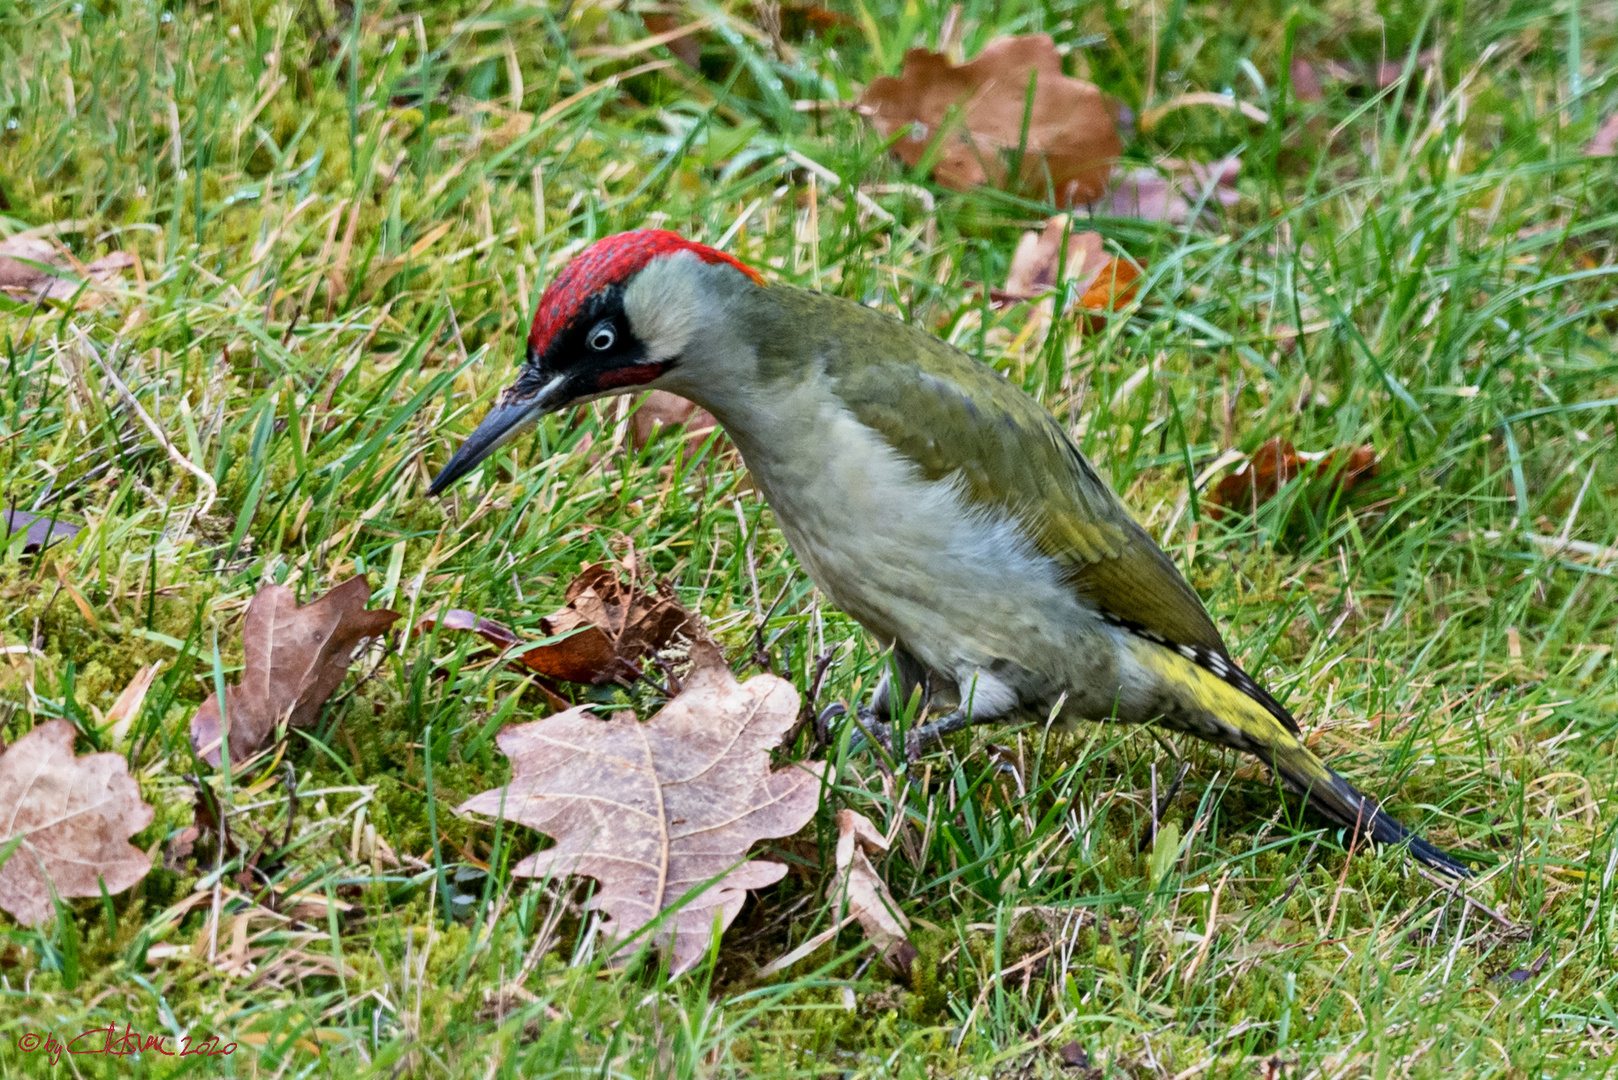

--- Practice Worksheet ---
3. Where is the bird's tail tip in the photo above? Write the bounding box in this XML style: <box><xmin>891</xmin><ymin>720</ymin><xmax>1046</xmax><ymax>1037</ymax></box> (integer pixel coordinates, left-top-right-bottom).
<box><xmin>1279</xmin><ymin>749</ymin><xmax>1472</xmax><ymax>878</ymax></box>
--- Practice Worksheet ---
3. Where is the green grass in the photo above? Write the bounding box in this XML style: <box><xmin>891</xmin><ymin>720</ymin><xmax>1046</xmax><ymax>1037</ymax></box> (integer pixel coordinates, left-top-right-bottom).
<box><xmin>1</xmin><ymin>0</ymin><xmax>1616</xmax><ymax>1075</ymax></box>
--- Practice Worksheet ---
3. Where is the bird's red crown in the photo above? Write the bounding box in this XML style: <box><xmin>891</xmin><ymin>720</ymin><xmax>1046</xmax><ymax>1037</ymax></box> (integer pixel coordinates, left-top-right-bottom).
<box><xmin>527</xmin><ymin>230</ymin><xmax>763</xmax><ymax>356</ymax></box>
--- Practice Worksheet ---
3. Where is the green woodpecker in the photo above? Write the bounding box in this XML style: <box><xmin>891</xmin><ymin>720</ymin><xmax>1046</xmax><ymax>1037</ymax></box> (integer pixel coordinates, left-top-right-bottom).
<box><xmin>428</xmin><ymin>229</ymin><xmax>1468</xmax><ymax>878</ymax></box>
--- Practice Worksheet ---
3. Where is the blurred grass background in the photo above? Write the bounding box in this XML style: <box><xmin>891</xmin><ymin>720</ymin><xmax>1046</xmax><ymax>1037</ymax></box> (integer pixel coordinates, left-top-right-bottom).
<box><xmin>1</xmin><ymin>0</ymin><xmax>1616</xmax><ymax>1075</ymax></box>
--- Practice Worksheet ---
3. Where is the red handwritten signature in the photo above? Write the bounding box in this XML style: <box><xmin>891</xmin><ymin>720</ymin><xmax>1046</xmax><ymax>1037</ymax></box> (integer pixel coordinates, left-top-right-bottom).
<box><xmin>18</xmin><ymin>1024</ymin><xmax>236</xmax><ymax>1066</ymax></box>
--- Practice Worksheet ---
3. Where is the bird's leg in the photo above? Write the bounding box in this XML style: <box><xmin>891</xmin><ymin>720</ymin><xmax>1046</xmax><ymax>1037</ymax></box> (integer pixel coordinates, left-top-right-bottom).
<box><xmin>839</xmin><ymin>706</ymin><xmax>977</xmax><ymax>760</ymax></box>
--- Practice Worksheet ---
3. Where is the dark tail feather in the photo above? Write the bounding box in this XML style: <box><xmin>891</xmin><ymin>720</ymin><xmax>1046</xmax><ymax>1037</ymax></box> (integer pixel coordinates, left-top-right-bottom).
<box><xmin>1274</xmin><ymin>746</ymin><xmax>1472</xmax><ymax>878</ymax></box>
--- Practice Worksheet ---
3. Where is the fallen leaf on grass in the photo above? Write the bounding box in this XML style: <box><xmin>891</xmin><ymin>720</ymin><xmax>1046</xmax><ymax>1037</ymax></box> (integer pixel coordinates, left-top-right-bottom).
<box><xmin>190</xmin><ymin>577</ymin><xmax>399</xmax><ymax>768</ymax></box>
<box><xmin>0</xmin><ymin>720</ymin><xmax>155</xmax><ymax>926</ymax></box>
<box><xmin>0</xmin><ymin>236</ymin><xmax>137</xmax><ymax>307</ymax></box>
<box><xmin>861</xmin><ymin>35</ymin><xmax>1120</xmax><ymax>205</ymax></box>
<box><xmin>1109</xmin><ymin>156</ymin><xmax>1240</xmax><ymax>223</ymax></box>
<box><xmin>101</xmin><ymin>662</ymin><xmax>162</xmax><ymax>745</ymax></box>
<box><xmin>1</xmin><ymin>508</ymin><xmax>81</xmax><ymax>552</ymax></box>
<box><xmin>1588</xmin><ymin>114</ymin><xmax>1618</xmax><ymax>158</ymax></box>
<box><xmin>189</xmin><ymin>890</ymin><xmax>357</xmax><ymax>986</ymax></box>
<box><xmin>630</xmin><ymin>390</ymin><xmax>721</xmax><ymax>457</ymax></box>
<box><xmin>1289</xmin><ymin>50</ymin><xmax>1441</xmax><ymax>101</ymax></box>
<box><xmin>424</xmin><ymin>563</ymin><xmax>692</xmax><ymax>687</ymax></box>
<box><xmin>457</xmin><ymin>636</ymin><xmax>824</xmax><ymax>974</ymax></box>
<box><xmin>995</xmin><ymin>219</ymin><xmax>1141</xmax><ymax>328</ymax></box>
<box><xmin>1208</xmin><ymin>438</ymin><xmax>1379</xmax><ymax>520</ymax></box>
<box><xmin>828</xmin><ymin>809</ymin><xmax>914</xmax><ymax>975</ymax></box>
<box><xmin>641</xmin><ymin>12</ymin><xmax>703</xmax><ymax>68</ymax></box>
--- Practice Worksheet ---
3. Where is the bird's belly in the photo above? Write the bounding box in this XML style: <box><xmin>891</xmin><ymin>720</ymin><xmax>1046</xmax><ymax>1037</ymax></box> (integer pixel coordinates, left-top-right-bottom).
<box><xmin>735</xmin><ymin>400</ymin><xmax>1113</xmax><ymax>716</ymax></box>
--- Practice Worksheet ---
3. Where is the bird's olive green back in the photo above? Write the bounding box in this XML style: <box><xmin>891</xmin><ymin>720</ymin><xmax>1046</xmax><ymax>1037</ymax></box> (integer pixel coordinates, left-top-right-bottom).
<box><xmin>751</xmin><ymin>285</ymin><xmax>1228</xmax><ymax>657</ymax></box>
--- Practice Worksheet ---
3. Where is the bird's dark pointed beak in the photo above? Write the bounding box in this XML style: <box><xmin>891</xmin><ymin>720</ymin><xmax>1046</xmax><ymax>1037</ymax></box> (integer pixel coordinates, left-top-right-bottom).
<box><xmin>427</xmin><ymin>369</ymin><xmax>569</xmax><ymax>496</ymax></box>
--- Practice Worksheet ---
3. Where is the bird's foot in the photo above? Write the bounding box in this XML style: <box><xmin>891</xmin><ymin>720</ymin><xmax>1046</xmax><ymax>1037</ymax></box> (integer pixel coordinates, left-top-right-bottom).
<box><xmin>825</xmin><ymin>703</ymin><xmax>976</xmax><ymax>762</ymax></box>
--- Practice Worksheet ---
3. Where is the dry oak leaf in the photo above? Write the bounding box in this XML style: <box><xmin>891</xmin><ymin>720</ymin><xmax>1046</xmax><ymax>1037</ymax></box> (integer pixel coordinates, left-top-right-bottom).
<box><xmin>0</xmin><ymin>236</ymin><xmax>137</xmax><ymax>307</ymax></box>
<box><xmin>861</xmin><ymin>35</ymin><xmax>1120</xmax><ymax>205</ymax></box>
<box><xmin>190</xmin><ymin>577</ymin><xmax>399</xmax><ymax>767</ymax></box>
<box><xmin>828</xmin><ymin>809</ymin><xmax>914</xmax><ymax>976</ymax></box>
<box><xmin>0</xmin><ymin>720</ymin><xmax>155</xmax><ymax>926</ymax></box>
<box><xmin>1208</xmin><ymin>439</ymin><xmax>1379</xmax><ymax>520</ymax></box>
<box><xmin>997</xmin><ymin>218</ymin><xmax>1142</xmax><ymax>325</ymax></box>
<box><xmin>457</xmin><ymin>637</ymin><xmax>825</xmax><ymax>974</ymax></box>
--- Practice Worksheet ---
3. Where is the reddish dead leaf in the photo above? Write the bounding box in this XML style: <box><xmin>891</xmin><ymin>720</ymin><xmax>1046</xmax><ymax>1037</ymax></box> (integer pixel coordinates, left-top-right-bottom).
<box><xmin>996</xmin><ymin>218</ymin><xmax>1141</xmax><ymax>327</ymax></box>
<box><xmin>1208</xmin><ymin>439</ymin><xmax>1380</xmax><ymax>520</ymax></box>
<box><xmin>0</xmin><ymin>236</ymin><xmax>137</xmax><ymax>308</ymax></box>
<box><xmin>1110</xmin><ymin>156</ymin><xmax>1240</xmax><ymax>223</ymax></box>
<box><xmin>828</xmin><ymin>809</ymin><xmax>913</xmax><ymax>976</ymax></box>
<box><xmin>1588</xmin><ymin>114</ymin><xmax>1618</xmax><ymax>158</ymax></box>
<box><xmin>641</xmin><ymin>12</ymin><xmax>703</xmax><ymax>68</ymax></box>
<box><xmin>422</xmin><ymin>563</ymin><xmax>692</xmax><ymax>687</ymax></box>
<box><xmin>190</xmin><ymin>577</ymin><xmax>399</xmax><ymax>767</ymax></box>
<box><xmin>861</xmin><ymin>35</ymin><xmax>1120</xmax><ymax>205</ymax></box>
<box><xmin>0</xmin><ymin>721</ymin><xmax>155</xmax><ymax>925</ymax></box>
<box><xmin>457</xmin><ymin>637</ymin><xmax>824</xmax><ymax>973</ymax></box>
<box><xmin>1290</xmin><ymin>59</ymin><xmax>1324</xmax><ymax>104</ymax></box>
<box><xmin>1075</xmin><ymin>256</ymin><xmax>1141</xmax><ymax>324</ymax></box>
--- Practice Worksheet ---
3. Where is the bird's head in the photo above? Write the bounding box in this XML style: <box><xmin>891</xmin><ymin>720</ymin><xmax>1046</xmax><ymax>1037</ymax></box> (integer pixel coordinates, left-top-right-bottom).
<box><xmin>427</xmin><ymin>229</ymin><xmax>764</xmax><ymax>495</ymax></box>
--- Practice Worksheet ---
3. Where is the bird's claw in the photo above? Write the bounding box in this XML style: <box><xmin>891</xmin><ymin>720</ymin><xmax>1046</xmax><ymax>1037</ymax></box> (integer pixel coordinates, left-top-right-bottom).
<box><xmin>831</xmin><ymin>703</ymin><xmax>977</xmax><ymax>763</ymax></box>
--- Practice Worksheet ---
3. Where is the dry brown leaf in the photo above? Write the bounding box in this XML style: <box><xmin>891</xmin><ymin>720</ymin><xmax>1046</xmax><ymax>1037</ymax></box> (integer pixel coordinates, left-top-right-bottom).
<box><xmin>1000</xmin><ymin>220</ymin><xmax>1107</xmax><ymax>301</ymax></box>
<box><xmin>0</xmin><ymin>721</ymin><xmax>155</xmax><ymax>925</ymax></box>
<box><xmin>103</xmin><ymin>663</ymin><xmax>162</xmax><ymax>746</ymax></box>
<box><xmin>422</xmin><ymin>562</ymin><xmax>692</xmax><ymax>687</ymax></box>
<box><xmin>641</xmin><ymin>12</ymin><xmax>703</xmax><ymax>68</ymax></box>
<box><xmin>190</xmin><ymin>577</ymin><xmax>399</xmax><ymax>767</ymax></box>
<box><xmin>1588</xmin><ymin>114</ymin><xmax>1618</xmax><ymax>158</ymax></box>
<box><xmin>996</xmin><ymin>219</ymin><xmax>1141</xmax><ymax>327</ymax></box>
<box><xmin>1208</xmin><ymin>439</ymin><xmax>1379</xmax><ymax>520</ymax></box>
<box><xmin>629</xmin><ymin>390</ymin><xmax>721</xmax><ymax>457</ymax></box>
<box><xmin>0</xmin><ymin>236</ymin><xmax>136</xmax><ymax>307</ymax></box>
<box><xmin>861</xmin><ymin>35</ymin><xmax>1120</xmax><ymax>205</ymax></box>
<box><xmin>541</xmin><ymin>561</ymin><xmax>692</xmax><ymax>684</ymax></box>
<box><xmin>1110</xmin><ymin>156</ymin><xmax>1240</xmax><ymax>223</ymax></box>
<box><xmin>457</xmin><ymin>636</ymin><xmax>824</xmax><ymax>973</ymax></box>
<box><xmin>827</xmin><ymin>808</ymin><xmax>913</xmax><ymax>974</ymax></box>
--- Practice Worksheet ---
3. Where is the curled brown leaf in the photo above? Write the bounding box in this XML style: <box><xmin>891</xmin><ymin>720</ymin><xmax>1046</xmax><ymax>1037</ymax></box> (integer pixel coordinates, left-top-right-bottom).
<box><xmin>996</xmin><ymin>218</ymin><xmax>1142</xmax><ymax>327</ymax></box>
<box><xmin>828</xmin><ymin>809</ymin><xmax>913</xmax><ymax>975</ymax></box>
<box><xmin>421</xmin><ymin>562</ymin><xmax>692</xmax><ymax>687</ymax></box>
<box><xmin>1209</xmin><ymin>439</ymin><xmax>1380</xmax><ymax>521</ymax></box>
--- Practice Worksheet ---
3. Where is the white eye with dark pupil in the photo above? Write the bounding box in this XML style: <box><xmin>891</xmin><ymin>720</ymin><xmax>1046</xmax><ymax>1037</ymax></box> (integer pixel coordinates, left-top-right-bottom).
<box><xmin>587</xmin><ymin>322</ymin><xmax>616</xmax><ymax>351</ymax></box>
